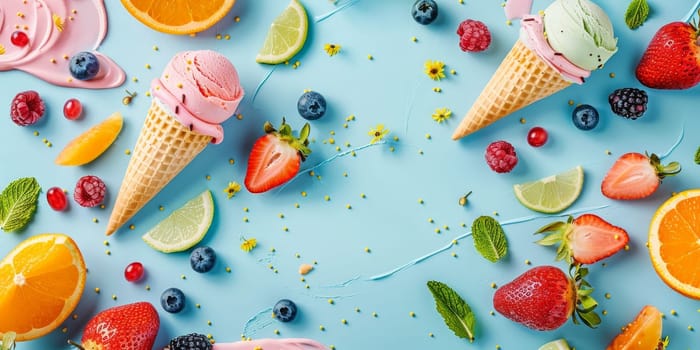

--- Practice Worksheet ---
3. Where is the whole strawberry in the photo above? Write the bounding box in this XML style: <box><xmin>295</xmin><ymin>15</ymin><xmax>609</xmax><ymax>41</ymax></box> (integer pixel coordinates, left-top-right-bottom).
<box><xmin>536</xmin><ymin>214</ymin><xmax>629</xmax><ymax>265</ymax></box>
<box><xmin>493</xmin><ymin>265</ymin><xmax>599</xmax><ymax>331</ymax></box>
<box><xmin>245</xmin><ymin>119</ymin><xmax>311</xmax><ymax>193</ymax></box>
<box><xmin>601</xmin><ymin>152</ymin><xmax>680</xmax><ymax>200</ymax></box>
<box><xmin>69</xmin><ymin>302</ymin><xmax>159</xmax><ymax>350</ymax></box>
<box><xmin>636</xmin><ymin>22</ymin><xmax>700</xmax><ymax>89</ymax></box>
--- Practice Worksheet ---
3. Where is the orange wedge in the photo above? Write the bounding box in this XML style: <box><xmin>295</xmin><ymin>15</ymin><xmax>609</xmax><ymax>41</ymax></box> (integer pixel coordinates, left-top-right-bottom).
<box><xmin>120</xmin><ymin>0</ymin><xmax>236</xmax><ymax>35</ymax></box>
<box><xmin>606</xmin><ymin>305</ymin><xmax>663</xmax><ymax>350</ymax></box>
<box><xmin>55</xmin><ymin>112</ymin><xmax>123</xmax><ymax>166</ymax></box>
<box><xmin>0</xmin><ymin>234</ymin><xmax>86</xmax><ymax>341</ymax></box>
<box><xmin>648</xmin><ymin>189</ymin><xmax>700</xmax><ymax>298</ymax></box>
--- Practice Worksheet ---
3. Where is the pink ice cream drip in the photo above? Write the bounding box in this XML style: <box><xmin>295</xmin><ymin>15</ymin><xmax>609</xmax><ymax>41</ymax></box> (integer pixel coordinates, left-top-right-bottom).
<box><xmin>503</xmin><ymin>0</ymin><xmax>590</xmax><ymax>84</ymax></box>
<box><xmin>520</xmin><ymin>15</ymin><xmax>590</xmax><ymax>84</ymax></box>
<box><xmin>151</xmin><ymin>50</ymin><xmax>244</xmax><ymax>144</ymax></box>
<box><xmin>0</xmin><ymin>0</ymin><xmax>125</xmax><ymax>89</ymax></box>
<box><xmin>212</xmin><ymin>338</ymin><xmax>328</xmax><ymax>350</ymax></box>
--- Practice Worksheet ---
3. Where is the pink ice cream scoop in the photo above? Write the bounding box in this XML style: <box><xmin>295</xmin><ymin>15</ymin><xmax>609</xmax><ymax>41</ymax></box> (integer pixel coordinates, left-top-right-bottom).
<box><xmin>0</xmin><ymin>0</ymin><xmax>125</xmax><ymax>88</ymax></box>
<box><xmin>151</xmin><ymin>50</ymin><xmax>244</xmax><ymax>144</ymax></box>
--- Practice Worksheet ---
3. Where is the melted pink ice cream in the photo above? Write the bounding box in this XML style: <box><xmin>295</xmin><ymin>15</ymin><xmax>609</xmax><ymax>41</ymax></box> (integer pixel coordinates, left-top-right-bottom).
<box><xmin>212</xmin><ymin>338</ymin><xmax>328</xmax><ymax>350</ymax></box>
<box><xmin>504</xmin><ymin>0</ymin><xmax>533</xmax><ymax>20</ymax></box>
<box><xmin>0</xmin><ymin>0</ymin><xmax>125</xmax><ymax>88</ymax></box>
<box><xmin>520</xmin><ymin>15</ymin><xmax>590</xmax><ymax>83</ymax></box>
<box><xmin>151</xmin><ymin>50</ymin><xmax>244</xmax><ymax>144</ymax></box>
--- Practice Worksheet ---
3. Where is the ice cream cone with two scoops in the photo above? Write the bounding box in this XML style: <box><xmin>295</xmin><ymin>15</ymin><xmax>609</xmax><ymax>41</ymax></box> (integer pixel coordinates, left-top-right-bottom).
<box><xmin>451</xmin><ymin>0</ymin><xmax>618</xmax><ymax>140</ymax></box>
<box><xmin>105</xmin><ymin>50</ymin><xmax>244</xmax><ymax>235</ymax></box>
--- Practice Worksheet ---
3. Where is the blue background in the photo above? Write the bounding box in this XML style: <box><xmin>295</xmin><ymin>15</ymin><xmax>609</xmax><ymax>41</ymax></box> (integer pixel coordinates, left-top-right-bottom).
<box><xmin>1</xmin><ymin>0</ymin><xmax>700</xmax><ymax>348</ymax></box>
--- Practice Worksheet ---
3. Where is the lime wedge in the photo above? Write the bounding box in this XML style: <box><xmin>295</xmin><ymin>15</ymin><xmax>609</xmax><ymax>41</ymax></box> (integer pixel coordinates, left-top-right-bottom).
<box><xmin>513</xmin><ymin>166</ymin><xmax>583</xmax><ymax>214</ymax></box>
<box><xmin>538</xmin><ymin>339</ymin><xmax>571</xmax><ymax>350</ymax></box>
<box><xmin>256</xmin><ymin>0</ymin><xmax>308</xmax><ymax>64</ymax></box>
<box><xmin>142</xmin><ymin>190</ymin><xmax>214</xmax><ymax>253</ymax></box>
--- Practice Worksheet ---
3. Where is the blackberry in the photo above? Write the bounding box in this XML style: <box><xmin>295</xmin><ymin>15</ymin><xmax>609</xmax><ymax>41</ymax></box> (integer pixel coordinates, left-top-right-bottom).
<box><xmin>167</xmin><ymin>333</ymin><xmax>212</xmax><ymax>350</ymax></box>
<box><xmin>608</xmin><ymin>88</ymin><xmax>648</xmax><ymax>120</ymax></box>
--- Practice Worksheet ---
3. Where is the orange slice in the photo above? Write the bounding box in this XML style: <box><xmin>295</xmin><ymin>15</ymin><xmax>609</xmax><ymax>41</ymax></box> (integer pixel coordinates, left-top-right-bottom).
<box><xmin>55</xmin><ymin>112</ymin><xmax>123</xmax><ymax>166</ymax></box>
<box><xmin>120</xmin><ymin>0</ymin><xmax>236</xmax><ymax>35</ymax></box>
<box><xmin>0</xmin><ymin>234</ymin><xmax>86</xmax><ymax>341</ymax></box>
<box><xmin>606</xmin><ymin>305</ymin><xmax>663</xmax><ymax>349</ymax></box>
<box><xmin>648</xmin><ymin>189</ymin><xmax>700</xmax><ymax>298</ymax></box>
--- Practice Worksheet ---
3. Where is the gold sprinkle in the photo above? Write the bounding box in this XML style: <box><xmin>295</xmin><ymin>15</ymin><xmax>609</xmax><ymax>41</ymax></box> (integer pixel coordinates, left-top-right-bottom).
<box><xmin>355</xmin><ymin>307</ymin><xmax>361</xmax><ymax>313</ymax></box>
<box><xmin>103</xmin><ymin>240</ymin><xmax>109</xmax><ymax>246</ymax></box>
<box><xmin>429</xmin><ymin>333</ymin><xmax>434</xmax><ymax>337</ymax></box>
<box><xmin>216</xmin><ymin>34</ymin><xmax>222</xmax><ymax>40</ymax></box>
<box><xmin>94</xmin><ymin>287</ymin><xmax>100</xmax><ymax>293</ymax></box>
<box><xmin>425</xmin><ymin>133</ymin><xmax>432</xmax><ymax>139</ymax></box>
<box><xmin>609</xmin><ymin>72</ymin><xmax>616</xmax><ymax>78</ymax></box>
<box><xmin>319</xmin><ymin>325</ymin><xmax>325</xmax><ymax>331</ymax></box>
<box><xmin>125</xmin><ymin>149</ymin><xmax>131</xmax><ymax>155</ymax></box>
<box><xmin>689</xmin><ymin>325</ymin><xmax>695</xmax><ymax>331</ymax></box>
<box><xmin>372</xmin><ymin>312</ymin><xmax>378</xmax><ymax>317</ymax></box>
<box><xmin>226</xmin><ymin>266</ymin><xmax>231</xmax><ymax>273</ymax></box>
<box><xmin>605</xmin><ymin>293</ymin><xmax>611</xmax><ymax>299</ymax></box>
<box><xmin>112</xmin><ymin>294</ymin><xmax>117</xmax><ymax>300</ymax></box>
<box><xmin>341</xmin><ymin>319</ymin><xmax>347</xmax><ymax>324</ymax></box>
<box><xmin>671</xmin><ymin>309</ymin><xmax>678</xmax><ymax>316</ymax></box>
<box><xmin>418</xmin><ymin>198</ymin><xmax>424</xmax><ymax>204</ymax></box>
<box><xmin>301</xmin><ymin>191</ymin><xmax>307</xmax><ymax>197</ymax></box>
<box><xmin>181</xmin><ymin>274</ymin><xmax>186</xmax><ymax>280</ymax></box>
<box><xmin>207</xmin><ymin>320</ymin><xmax>212</xmax><ymax>326</ymax></box>
<box><xmin>132</xmin><ymin>77</ymin><xmax>139</xmax><ymax>83</ymax></box>
<box><xmin>491</xmin><ymin>282</ymin><xmax>497</xmax><ymax>289</ymax></box>
<box><xmin>525</xmin><ymin>259</ymin><xmax>531</xmax><ymax>265</ymax></box>
<box><xmin>159</xmin><ymin>205</ymin><xmax>164</xmax><ymax>211</ymax></box>
<box><xmin>409</xmin><ymin>312</ymin><xmax>416</xmax><ymax>317</ymax></box>
<box><xmin>153</xmin><ymin>45</ymin><xmax>159</xmax><ymax>51</ymax></box>
<box><xmin>235</xmin><ymin>16</ymin><xmax>241</xmax><ymax>22</ymax></box>
<box><xmin>328</xmin><ymin>299</ymin><xmax>334</xmax><ymax>304</ymax></box>
<box><xmin>225</xmin><ymin>34</ymin><xmax>231</xmax><ymax>40</ymax></box>
<box><xmin>324</xmin><ymin>195</ymin><xmax>331</xmax><ymax>201</ymax></box>
<box><xmin>274</xmin><ymin>329</ymin><xmax>280</xmax><ymax>335</ymax></box>
<box><xmin>145</xmin><ymin>285</ymin><xmax>151</xmax><ymax>291</ymax></box>
<box><xmin>568</xmin><ymin>99</ymin><xmax>575</xmax><ymax>106</ymax></box>
<box><xmin>364</xmin><ymin>247</ymin><xmax>371</xmax><ymax>253</ymax></box>
<box><xmin>93</xmin><ymin>218</ymin><xmax>99</xmax><ymax>223</ymax></box>
<box><xmin>411</xmin><ymin>36</ymin><xmax>417</xmax><ymax>42</ymax></box>
<box><xmin>367</xmin><ymin>54</ymin><xmax>374</xmax><ymax>60</ymax></box>
<box><xmin>62</xmin><ymin>327</ymin><xmax>68</xmax><ymax>333</ymax></box>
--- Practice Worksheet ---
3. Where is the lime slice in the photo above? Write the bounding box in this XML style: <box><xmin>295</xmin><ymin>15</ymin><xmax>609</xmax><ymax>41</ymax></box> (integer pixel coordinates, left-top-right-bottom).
<box><xmin>538</xmin><ymin>339</ymin><xmax>571</xmax><ymax>350</ymax></box>
<box><xmin>513</xmin><ymin>166</ymin><xmax>583</xmax><ymax>214</ymax></box>
<box><xmin>142</xmin><ymin>190</ymin><xmax>214</xmax><ymax>253</ymax></box>
<box><xmin>256</xmin><ymin>0</ymin><xmax>308</xmax><ymax>64</ymax></box>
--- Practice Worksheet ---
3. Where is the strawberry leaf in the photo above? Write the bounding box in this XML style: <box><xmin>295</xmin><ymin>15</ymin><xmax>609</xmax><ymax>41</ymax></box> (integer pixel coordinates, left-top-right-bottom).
<box><xmin>625</xmin><ymin>0</ymin><xmax>650</xmax><ymax>30</ymax></box>
<box><xmin>427</xmin><ymin>280</ymin><xmax>476</xmax><ymax>342</ymax></box>
<box><xmin>471</xmin><ymin>216</ymin><xmax>507</xmax><ymax>263</ymax></box>
<box><xmin>695</xmin><ymin>146</ymin><xmax>700</xmax><ymax>164</ymax></box>
<box><xmin>0</xmin><ymin>177</ymin><xmax>41</xmax><ymax>232</ymax></box>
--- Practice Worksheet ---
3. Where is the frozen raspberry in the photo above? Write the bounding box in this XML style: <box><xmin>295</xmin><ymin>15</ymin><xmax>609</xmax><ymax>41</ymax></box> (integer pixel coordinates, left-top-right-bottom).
<box><xmin>485</xmin><ymin>140</ymin><xmax>518</xmax><ymax>173</ymax></box>
<box><xmin>457</xmin><ymin>19</ymin><xmax>491</xmax><ymax>52</ymax></box>
<box><xmin>74</xmin><ymin>175</ymin><xmax>106</xmax><ymax>207</ymax></box>
<box><xmin>10</xmin><ymin>90</ymin><xmax>45</xmax><ymax>126</ymax></box>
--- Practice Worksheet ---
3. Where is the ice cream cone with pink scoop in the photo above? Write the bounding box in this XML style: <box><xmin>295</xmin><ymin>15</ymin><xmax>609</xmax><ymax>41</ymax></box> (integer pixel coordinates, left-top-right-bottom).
<box><xmin>451</xmin><ymin>0</ymin><xmax>618</xmax><ymax>140</ymax></box>
<box><xmin>105</xmin><ymin>50</ymin><xmax>244</xmax><ymax>235</ymax></box>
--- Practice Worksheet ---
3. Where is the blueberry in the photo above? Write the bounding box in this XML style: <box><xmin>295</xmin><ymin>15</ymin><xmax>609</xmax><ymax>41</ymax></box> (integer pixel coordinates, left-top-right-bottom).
<box><xmin>273</xmin><ymin>299</ymin><xmax>298</xmax><ymax>322</ymax></box>
<box><xmin>411</xmin><ymin>0</ymin><xmax>438</xmax><ymax>25</ymax></box>
<box><xmin>161</xmin><ymin>287</ymin><xmax>185</xmax><ymax>313</ymax></box>
<box><xmin>572</xmin><ymin>104</ymin><xmax>599</xmax><ymax>130</ymax></box>
<box><xmin>297</xmin><ymin>91</ymin><xmax>327</xmax><ymax>120</ymax></box>
<box><xmin>69</xmin><ymin>51</ymin><xmax>100</xmax><ymax>80</ymax></box>
<box><xmin>190</xmin><ymin>246</ymin><xmax>216</xmax><ymax>273</ymax></box>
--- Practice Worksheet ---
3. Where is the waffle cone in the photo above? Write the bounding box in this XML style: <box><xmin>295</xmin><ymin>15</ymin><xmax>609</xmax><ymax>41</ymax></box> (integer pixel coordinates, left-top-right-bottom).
<box><xmin>105</xmin><ymin>98</ymin><xmax>211</xmax><ymax>235</ymax></box>
<box><xmin>452</xmin><ymin>40</ymin><xmax>572</xmax><ymax>140</ymax></box>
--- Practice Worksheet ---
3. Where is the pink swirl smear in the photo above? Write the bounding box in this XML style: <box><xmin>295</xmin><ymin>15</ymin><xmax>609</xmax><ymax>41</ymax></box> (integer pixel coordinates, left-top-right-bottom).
<box><xmin>0</xmin><ymin>0</ymin><xmax>125</xmax><ymax>89</ymax></box>
<box><xmin>213</xmin><ymin>338</ymin><xmax>329</xmax><ymax>350</ymax></box>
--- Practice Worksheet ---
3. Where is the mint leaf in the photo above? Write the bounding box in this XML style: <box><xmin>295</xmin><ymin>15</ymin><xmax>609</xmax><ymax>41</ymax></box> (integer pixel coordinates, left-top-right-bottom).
<box><xmin>427</xmin><ymin>280</ymin><xmax>476</xmax><ymax>342</ymax></box>
<box><xmin>695</xmin><ymin>146</ymin><xmax>700</xmax><ymax>165</ymax></box>
<box><xmin>471</xmin><ymin>216</ymin><xmax>507</xmax><ymax>262</ymax></box>
<box><xmin>625</xmin><ymin>0</ymin><xmax>650</xmax><ymax>30</ymax></box>
<box><xmin>0</xmin><ymin>177</ymin><xmax>41</xmax><ymax>232</ymax></box>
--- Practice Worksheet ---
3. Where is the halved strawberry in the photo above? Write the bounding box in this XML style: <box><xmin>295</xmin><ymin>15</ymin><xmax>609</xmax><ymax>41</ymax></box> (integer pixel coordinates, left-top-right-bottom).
<box><xmin>536</xmin><ymin>214</ymin><xmax>629</xmax><ymax>265</ymax></box>
<box><xmin>244</xmin><ymin>119</ymin><xmax>311</xmax><ymax>193</ymax></box>
<box><xmin>601</xmin><ymin>152</ymin><xmax>680</xmax><ymax>200</ymax></box>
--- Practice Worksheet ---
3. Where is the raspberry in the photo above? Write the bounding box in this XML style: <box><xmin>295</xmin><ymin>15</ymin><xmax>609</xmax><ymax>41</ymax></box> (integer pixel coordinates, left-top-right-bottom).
<box><xmin>485</xmin><ymin>140</ymin><xmax>518</xmax><ymax>173</ymax></box>
<box><xmin>10</xmin><ymin>90</ymin><xmax>45</xmax><ymax>126</ymax></box>
<box><xmin>457</xmin><ymin>19</ymin><xmax>491</xmax><ymax>52</ymax></box>
<box><xmin>74</xmin><ymin>175</ymin><xmax>106</xmax><ymax>207</ymax></box>
<box><xmin>608</xmin><ymin>88</ymin><xmax>648</xmax><ymax>120</ymax></box>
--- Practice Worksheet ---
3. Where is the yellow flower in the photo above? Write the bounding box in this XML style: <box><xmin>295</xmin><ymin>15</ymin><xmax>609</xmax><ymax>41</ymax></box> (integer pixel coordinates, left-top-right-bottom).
<box><xmin>324</xmin><ymin>43</ymin><xmax>341</xmax><ymax>56</ymax></box>
<box><xmin>432</xmin><ymin>107</ymin><xmax>452</xmax><ymax>123</ymax></box>
<box><xmin>368</xmin><ymin>124</ymin><xmax>389</xmax><ymax>144</ymax></box>
<box><xmin>224</xmin><ymin>181</ymin><xmax>241</xmax><ymax>199</ymax></box>
<box><xmin>240</xmin><ymin>237</ymin><xmax>257</xmax><ymax>252</ymax></box>
<box><xmin>424</xmin><ymin>60</ymin><xmax>446</xmax><ymax>80</ymax></box>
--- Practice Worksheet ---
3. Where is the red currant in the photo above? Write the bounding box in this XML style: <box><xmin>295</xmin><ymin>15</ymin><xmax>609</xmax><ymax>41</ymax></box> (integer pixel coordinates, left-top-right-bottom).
<box><xmin>124</xmin><ymin>262</ymin><xmax>145</xmax><ymax>282</ymax></box>
<box><xmin>46</xmin><ymin>187</ymin><xmax>68</xmax><ymax>211</ymax></box>
<box><xmin>527</xmin><ymin>126</ymin><xmax>548</xmax><ymax>147</ymax></box>
<box><xmin>11</xmin><ymin>31</ymin><xmax>29</xmax><ymax>47</ymax></box>
<box><xmin>63</xmin><ymin>98</ymin><xmax>83</xmax><ymax>120</ymax></box>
